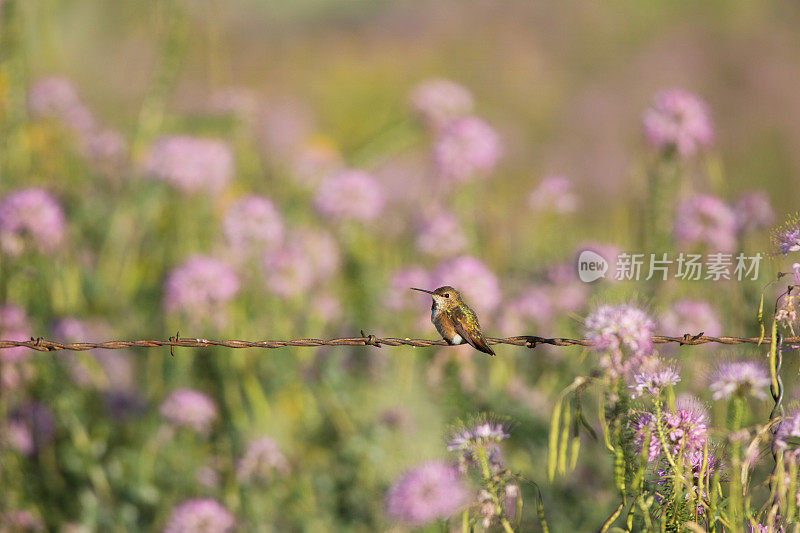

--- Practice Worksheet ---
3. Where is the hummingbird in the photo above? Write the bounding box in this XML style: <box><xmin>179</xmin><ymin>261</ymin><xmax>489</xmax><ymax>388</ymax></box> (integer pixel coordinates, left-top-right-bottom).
<box><xmin>411</xmin><ymin>286</ymin><xmax>495</xmax><ymax>356</ymax></box>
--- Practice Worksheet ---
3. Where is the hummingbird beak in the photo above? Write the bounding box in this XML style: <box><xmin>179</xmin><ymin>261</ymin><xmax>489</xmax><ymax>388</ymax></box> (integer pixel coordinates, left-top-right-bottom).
<box><xmin>410</xmin><ymin>287</ymin><xmax>434</xmax><ymax>295</ymax></box>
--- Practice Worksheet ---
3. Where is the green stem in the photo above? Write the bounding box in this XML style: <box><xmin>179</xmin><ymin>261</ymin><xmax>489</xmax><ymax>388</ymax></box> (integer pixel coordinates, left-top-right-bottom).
<box><xmin>729</xmin><ymin>395</ymin><xmax>745</xmax><ymax>531</ymax></box>
<box><xmin>477</xmin><ymin>447</ymin><xmax>492</xmax><ymax>482</ymax></box>
<box><xmin>646</xmin><ymin>153</ymin><xmax>680</xmax><ymax>252</ymax></box>
<box><xmin>653</xmin><ymin>399</ymin><xmax>680</xmax><ymax>474</ymax></box>
<box><xmin>475</xmin><ymin>448</ymin><xmax>513</xmax><ymax>532</ymax></box>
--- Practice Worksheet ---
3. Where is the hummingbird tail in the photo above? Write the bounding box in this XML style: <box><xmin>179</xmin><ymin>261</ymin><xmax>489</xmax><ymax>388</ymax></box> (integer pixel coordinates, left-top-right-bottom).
<box><xmin>468</xmin><ymin>334</ymin><xmax>495</xmax><ymax>356</ymax></box>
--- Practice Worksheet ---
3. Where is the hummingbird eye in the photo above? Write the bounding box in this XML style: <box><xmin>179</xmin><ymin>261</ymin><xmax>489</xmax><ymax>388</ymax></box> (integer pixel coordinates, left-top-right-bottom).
<box><xmin>444</xmin><ymin>293</ymin><xmax>450</xmax><ymax>298</ymax></box>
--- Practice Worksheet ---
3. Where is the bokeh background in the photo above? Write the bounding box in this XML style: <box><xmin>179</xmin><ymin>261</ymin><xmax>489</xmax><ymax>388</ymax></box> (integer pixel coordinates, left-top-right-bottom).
<box><xmin>2</xmin><ymin>0</ymin><xmax>800</xmax><ymax>530</ymax></box>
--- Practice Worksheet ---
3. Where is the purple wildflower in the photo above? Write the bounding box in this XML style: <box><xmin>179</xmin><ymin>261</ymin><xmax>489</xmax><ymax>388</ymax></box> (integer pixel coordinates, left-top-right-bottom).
<box><xmin>654</xmin><ymin>448</ymin><xmax>723</xmax><ymax>515</ymax></box>
<box><xmin>386</xmin><ymin>266</ymin><xmax>432</xmax><ymax>315</ymax></box>
<box><xmin>446</xmin><ymin>414</ymin><xmax>511</xmax><ymax>479</ymax></box>
<box><xmin>662</xmin><ymin>398</ymin><xmax>710</xmax><ymax>456</ymax></box>
<box><xmin>163</xmin><ymin>256</ymin><xmax>239</xmax><ymax>327</ymax></box>
<box><xmin>52</xmin><ymin>317</ymin><xmax>133</xmax><ymax>390</ymax></box>
<box><xmin>314</xmin><ymin>169</ymin><xmax>385</xmax><ymax>222</ymax></box>
<box><xmin>709</xmin><ymin>360</ymin><xmax>770</xmax><ymax>400</ymax></box>
<box><xmin>674</xmin><ymin>194</ymin><xmax>738</xmax><ymax>252</ymax></box>
<box><xmin>409</xmin><ymin>79</ymin><xmax>474</xmax><ymax>129</ymax></box>
<box><xmin>291</xmin><ymin>228</ymin><xmax>341</xmax><ymax>281</ymax></box>
<box><xmin>415</xmin><ymin>208</ymin><xmax>467</xmax><ymax>257</ymax></box>
<box><xmin>0</xmin><ymin>510</ymin><xmax>44</xmax><ymax>532</ymax></box>
<box><xmin>775</xmin><ymin>411</ymin><xmax>800</xmax><ymax>464</ymax></box>
<box><xmin>257</xmin><ymin>98</ymin><xmax>315</xmax><ymax>158</ymax></box>
<box><xmin>674</xmin><ymin>394</ymin><xmax>710</xmax><ymax>420</ymax></box>
<box><xmin>159</xmin><ymin>389</ymin><xmax>218</xmax><ymax>435</ymax></box>
<box><xmin>262</xmin><ymin>244</ymin><xmax>316</xmax><ymax>299</ymax></box>
<box><xmin>633</xmin><ymin>398</ymin><xmax>709</xmax><ymax>464</ymax></box>
<box><xmin>0</xmin><ymin>305</ymin><xmax>31</xmax><ymax>363</ymax></box>
<box><xmin>310</xmin><ymin>293</ymin><xmax>342</xmax><ymax>322</ymax></box>
<box><xmin>547</xmin><ymin>263</ymin><xmax>589</xmax><ymax>313</ymax></box>
<box><xmin>749</xmin><ymin>525</ymin><xmax>784</xmax><ymax>533</ymax></box>
<box><xmin>772</xmin><ymin>215</ymin><xmax>800</xmax><ymax>255</ymax></box>
<box><xmin>0</xmin><ymin>359</ymin><xmax>34</xmax><ymax>392</ymax></box>
<box><xmin>446</xmin><ymin>421</ymin><xmax>509</xmax><ymax>453</ymax></box>
<box><xmin>0</xmin><ymin>188</ymin><xmax>66</xmax><ymax>257</ymax></box>
<box><xmin>660</xmin><ymin>299</ymin><xmax>722</xmax><ymax>338</ymax></box>
<box><xmin>236</xmin><ymin>436</ymin><xmax>290</xmax><ymax>483</ymax></box>
<box><xmin>629</xmin><ymin>360</ymin><xmax>680</xmax><ymax>398</ymax></box>
<box><xmin>6</xmin><ymin>403</ymin><xmax>55</xmax><ymax>456</ymax></box>
<box><xmin>434</xmin><ymin>116</ymin><xmax>502</xmax><ymax>183</ymax></box>
<box><xmin>642</xmin><ymin>88</ymin><xmax>713</xmax><ymax>157</ymax></box>
<box><xmin>432</xmin><ymin>256</ymin><xmax>501</xmax><ymax>315</ymax></box>
<box><xmin>60</xmin><ymin>101</ymin><xmax>96</xmax><ymax>136</ymax></box>
<box><xmin>27</xmin><ymin>77</ymin><xmax>81</xmax><ymax>118</ymax></box>
<box><xmin>585</xmin><ymin>304</ymin><xmax>655</xmax><ymax>357</ymax></box>
<box><xmin>735</xmin><ymin>191</ymin><xmax>775</xmax><ymax>233</ymax></box>
<box><xmin>82</xmin><ymin>128</ymin><xmax>128</xmax><ymax>168</ymax></box>
<box><xmin>28</xmin><ymin>77</ymin><xmax>128</xmax><ymax>169</ymax></box>
<box><xmin>498</xmin><ymin>286</ymin><xmax>552</xmax><ymax>336</ymax></box>
<box><xmin>52</xmin><ymin>317</ymin><xmax>97</xmax><ymax>342</ymax></box>
<box><xmin>629</xmin><ymin>412</ymin><xmax>657</xmax><ymax>459</ymax></box>
<box><xmin>164</xmin><ymin>498</ymin><xmax>235</xmax><ymax>533</ymax></box>
<box><xmin>528</xmin><ymin>175</ymin><xmax>579</xmax><ymax>214</ymax></box>
<box><xmin>144</xmin><ymin>136</ymin><xmax>234</xmax><ymax>194</ymax></box>
<box><xmin>385</xmin><ymin>461</ymin><xmax>469</xmax><ymax>526</ymax></box>
<box><xmin>261</xmin><ymin>228</ymin><xmax>339</xmax><ymax>299</ymax></box>
<box><xmin>223</xmin><ymin>196</ymin><xmax>284</xmax><ymax>255</ymax></box>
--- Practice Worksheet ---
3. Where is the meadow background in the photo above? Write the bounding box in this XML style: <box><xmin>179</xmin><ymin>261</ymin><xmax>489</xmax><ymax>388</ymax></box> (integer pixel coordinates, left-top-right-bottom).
<box><xmin>2</xmin><ymin>0</ymin><xmax>800</xmax><ymax>531</ymax></box>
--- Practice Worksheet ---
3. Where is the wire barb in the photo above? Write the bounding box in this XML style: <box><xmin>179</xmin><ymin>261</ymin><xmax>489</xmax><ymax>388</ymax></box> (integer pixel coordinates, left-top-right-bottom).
<box><xmin>360</xmin><ymin>330</ymin><xmax>382</xmax><ymax>348</ymax></box>
<box><xmin>0</xmin><ymin>333</ymin><xmax>798</xmax><ymax>353</ymax></box>
<box><xmin>168</xmin><ymin>332</ymin><xmax>180</xmax><ymax>357</ymax></box>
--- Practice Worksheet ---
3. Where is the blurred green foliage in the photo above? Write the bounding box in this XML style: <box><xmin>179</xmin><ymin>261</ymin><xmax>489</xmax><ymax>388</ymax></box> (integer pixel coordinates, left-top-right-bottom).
<box><xmin>1</xmin><ymin>0</ymin><xmax>799</xmax><ymax>531</ymax></box>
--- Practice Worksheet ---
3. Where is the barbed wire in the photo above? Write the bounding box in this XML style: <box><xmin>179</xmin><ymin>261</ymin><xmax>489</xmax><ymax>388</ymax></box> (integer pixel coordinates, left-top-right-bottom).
<box><xmin>0</xmin><ymin>332</ymin><xmax>796</xmax><ymax>353</ymax></box>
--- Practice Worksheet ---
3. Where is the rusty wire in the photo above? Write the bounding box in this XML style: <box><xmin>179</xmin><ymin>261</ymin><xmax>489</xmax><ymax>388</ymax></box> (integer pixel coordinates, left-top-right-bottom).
<box><xmin>0</xmin><ymin>332</ymin><xmax>797</xmax><ymax>353</ymax></box>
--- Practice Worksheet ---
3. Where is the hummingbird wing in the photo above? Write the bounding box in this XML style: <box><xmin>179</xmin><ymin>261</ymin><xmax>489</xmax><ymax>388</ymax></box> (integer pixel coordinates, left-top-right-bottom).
<box><xmin>447</xmin><ymin>306</ymin><xmax>496</xmax><ymax>356</ymax></box>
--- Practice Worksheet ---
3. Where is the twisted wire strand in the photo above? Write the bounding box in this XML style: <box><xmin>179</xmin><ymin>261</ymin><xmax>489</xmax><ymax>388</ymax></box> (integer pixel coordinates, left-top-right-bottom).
<box><xmin>0</xmin><ymin>333</ymin><xmax>796</xmax><ymax>353</ymax></box>
<box><xmin>770</xmin><ymin>331</ymin><xmax>785</xmax><ymax>423</ymax></box>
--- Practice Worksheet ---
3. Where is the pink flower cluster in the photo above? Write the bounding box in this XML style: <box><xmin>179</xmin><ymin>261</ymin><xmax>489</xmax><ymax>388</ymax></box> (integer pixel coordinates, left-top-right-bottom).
<box><xmin>144</xmin><ymin>136</ymin><xmax>234</xmax><ymax>194</ymax></box>
<box><xmin>0</xmin><ymin>189</ymin><xmax>65</xmax><ymax>257</ymax></box>
<box><xmin>642</xmin><ymin>88</ymin><xmax>713</xmax><ymax>157</ymax></box>
<box><xmin>674</xmin><ymin>194</ymin><xmax>738</xmax><ymax>252</ymax></box>
<box><xmin>409</xmin><ymin>79</ymin><xmax>474</xmax><ymax>129</ymax></box>
<box><xmin>314</xmin><ymin>169</ymin><xmax>385</xmax><ymax>222</ymax></box>
<box><xmin>27</xmin><ymin>76</ymin><xmax>128</xmax><ymax>168</ymax></box>
<box><xmin>385</xmin><ymin>461</ymin><xmax>469</xmax><ymax>526</ymax></box>
<box><xmin>164</xmin><ymin>498</ymin><xmax>234</xmax><ymax>533</ymax></box>
<box><xmin>415</xmin><ymin>208</ymin><xmax>467</xmax><ymax>257</ymax></box>
<box><xmin>159</xmin><ymin>388</ymin><xmax>218</xmax><ymax>435</ymax></box>
<box><xmin>585</xmin><ymin>304</ymin><xmax>655</xmax><ymax>357</ymax></box>
<box><xmin>0</xmin><ymin>305</ymin><xmax>31</xmax><ymax>363</ymax></box>
<box><xmin>434</xmin><ymin>117</ymin><xmax>502</xmax><ymax>183</ymax></box>
<box><xmin>262</xmin><ymin>228</ymin><xmax>340</xmax><ymax>299</ymax></box>
<box><xmin>163</xmin><ymin>256</ymin><xmax>239</xmax><ymax>327</ymax></box>
<box><xmin>236</xmin><ymin>436</ymin><xmax>290</xmax><ymax>483</ymax></box>
<box><xmin>223</xmin><ymin>195</ymin><xmax>284</xmax><ymax>255</ymax></box>
<box><xmin>528</xmin><ymin>175</ymin><xmax>579</xmax><ymax>214</ymax></box>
